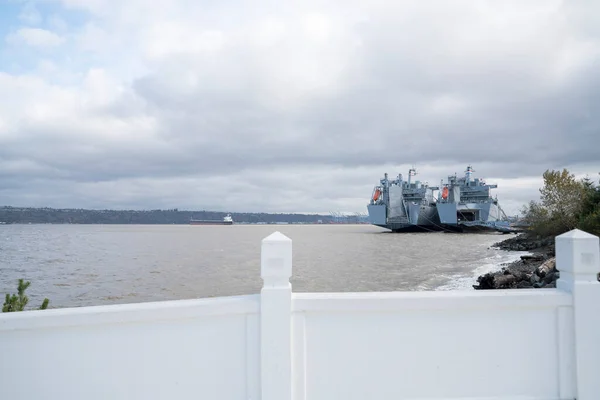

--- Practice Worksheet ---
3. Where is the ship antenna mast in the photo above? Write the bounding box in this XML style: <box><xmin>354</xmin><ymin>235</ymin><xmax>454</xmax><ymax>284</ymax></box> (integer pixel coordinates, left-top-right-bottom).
<box><xmin>465</xmin><ymin>165</ymin><xmax>474</xmax><ymax>183</ymax></box>
<box><xmin>408</xmin><ymin>166</ymin><xmax>417</xmax><ymax>185</ymax></box>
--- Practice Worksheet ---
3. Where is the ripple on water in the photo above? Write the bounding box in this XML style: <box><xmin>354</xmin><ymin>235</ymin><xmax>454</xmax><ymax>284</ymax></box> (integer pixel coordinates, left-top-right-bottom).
<box><xmin>0</xmin><ymin>224</ymin><xmax>520</xmax><ymax>308</ymax></box>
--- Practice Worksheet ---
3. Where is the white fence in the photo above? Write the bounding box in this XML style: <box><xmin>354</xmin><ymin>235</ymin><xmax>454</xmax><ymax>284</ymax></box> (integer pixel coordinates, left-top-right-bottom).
<box><xmin>0</xmin><ymin>229</ymin><xmax>599</xmax><ymax>400</ymax></box>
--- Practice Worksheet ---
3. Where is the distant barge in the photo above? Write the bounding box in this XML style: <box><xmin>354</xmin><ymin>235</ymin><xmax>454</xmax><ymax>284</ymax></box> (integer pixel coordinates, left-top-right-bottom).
<box><xmin>190</xmin><ymin>214</ymin><xmax>234</xmax><ymax>225</ymax></box>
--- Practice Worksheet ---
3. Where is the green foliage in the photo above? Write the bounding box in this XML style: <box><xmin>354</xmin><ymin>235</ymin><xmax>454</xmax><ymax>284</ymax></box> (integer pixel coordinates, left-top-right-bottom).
<box><xmin>578</xmin><ymin>174</ymin><xmax>600</xmax><ymax>236</ymax></box>
<box><xmin>521</xmin><ymin>200</ymin><xmax>554</xmax><ymax>236</ymax></box>
<box><xmin>522</xmin><ymin>169</ymin><xmax>600</xmax><ymax>237</ymax></box>
<box><xmin>579</xmin><ymin>209</ymin><xmax>600</xmax><ymax>236</ymax></box>
<box><xmin>2</xmin><ymin>279</ymin><xmax>50</xmax><ymax>312</ymax></box>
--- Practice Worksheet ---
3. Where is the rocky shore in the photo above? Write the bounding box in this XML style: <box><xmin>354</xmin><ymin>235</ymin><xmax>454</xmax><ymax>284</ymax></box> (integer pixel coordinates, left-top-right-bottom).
<box><xmin>473</xmin><ymin>234</ymin><xmax>558</xmax><ymax>290</ymax></box>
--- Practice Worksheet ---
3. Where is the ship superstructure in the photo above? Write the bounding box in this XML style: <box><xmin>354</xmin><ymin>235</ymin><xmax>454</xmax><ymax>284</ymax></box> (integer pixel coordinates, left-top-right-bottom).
<box><xmin>367</xmin><ymin>168</ymin><xmax>441</xmax><ymax>232</ymax></box>
<box><xmin>436</xmin><ymin>166</ymin><xmax>510</xmax><ymax>232</ymax></box>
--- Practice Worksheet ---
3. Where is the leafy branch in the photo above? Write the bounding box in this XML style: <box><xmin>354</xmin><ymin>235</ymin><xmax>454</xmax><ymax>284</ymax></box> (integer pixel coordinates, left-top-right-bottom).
<box><xmin>2</xmin><ymin>279</ymin><xmax>50</xmax><ymax>312</ymax></box>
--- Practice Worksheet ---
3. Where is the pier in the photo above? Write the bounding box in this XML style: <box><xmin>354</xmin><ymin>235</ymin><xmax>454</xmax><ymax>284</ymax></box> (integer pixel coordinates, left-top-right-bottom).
<box><xmin>1</xmin><ymin>229</ymin><xmax>599</xmax><ymax>399</ymax></box>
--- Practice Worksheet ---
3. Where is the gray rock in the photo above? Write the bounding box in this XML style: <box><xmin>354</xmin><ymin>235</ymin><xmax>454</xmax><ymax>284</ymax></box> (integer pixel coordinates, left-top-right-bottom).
<box><xmin>543</xmin><ymin>272</ymin><xmax>556</xmax><ymax>285</ymax></box>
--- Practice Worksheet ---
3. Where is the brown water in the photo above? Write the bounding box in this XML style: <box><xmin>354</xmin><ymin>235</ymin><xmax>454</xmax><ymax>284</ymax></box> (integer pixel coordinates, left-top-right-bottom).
<box><xmin>0</xmin><ymin>224</ymin><xmax>528</xmax><ymax>309</ymax></box>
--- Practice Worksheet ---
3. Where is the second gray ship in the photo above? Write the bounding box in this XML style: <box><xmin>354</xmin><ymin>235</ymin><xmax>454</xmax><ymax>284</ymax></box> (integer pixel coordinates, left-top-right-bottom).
<box><xmin>436</xmin><ymin>165</ymin><xmax>511</xmax><ymax>232</ymax></box>
<box><xmin>367</xmin><ymin>168</ymin><xmax>441</xmax><ymax>232</ymax></box>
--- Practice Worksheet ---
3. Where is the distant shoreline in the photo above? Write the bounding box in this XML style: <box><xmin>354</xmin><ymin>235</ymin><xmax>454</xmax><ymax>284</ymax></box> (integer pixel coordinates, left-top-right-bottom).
<box><xmin>0</xmin><ymin>222</ymin><xmax>370</xmax><ymax>226</ymax></box>
<box><xmin>0</xmin><ymin>206</ymin><xmax>368</xmax><ymax>225</ymax></box>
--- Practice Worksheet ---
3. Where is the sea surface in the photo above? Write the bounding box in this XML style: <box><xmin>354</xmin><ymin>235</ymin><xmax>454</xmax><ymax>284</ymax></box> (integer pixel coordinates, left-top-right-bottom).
<box><xmin>0</xmin><ymin>224</ymin><xmax>529</xmax><ymax>309</ymax></box>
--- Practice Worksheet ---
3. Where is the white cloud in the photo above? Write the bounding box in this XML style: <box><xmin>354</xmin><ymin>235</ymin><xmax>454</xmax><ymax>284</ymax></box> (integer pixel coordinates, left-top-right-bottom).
<box><xmin>5</xmin><ymin>28</ymin><xmax>64</xmax><ymax>47</ymax></box>
<box><xmin>18</xmin><ymin>2</ymin><xmax>43</xmax><ymax>25</ymax></box>
<box><xmin>0</xmin><ymin>0</ymin><xmax>599</xmax><ymax>215</ymax></box>
<box><xmin>47</xmin><ymin>14</ymin><xmax>69</xmax><ymax>32</ymax></box>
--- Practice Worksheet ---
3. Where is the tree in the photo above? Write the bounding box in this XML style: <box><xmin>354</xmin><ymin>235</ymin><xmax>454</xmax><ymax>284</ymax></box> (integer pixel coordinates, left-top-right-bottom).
<box><xmin>578</xmin><ymin>173</ymin><xmax>600</xmax><ymax>236</ymax></box>
<box><xmin>580</xmin><ymin>174</ymin><xmax>600</xmax><ymax>214</ymax></box>
<box><xmin>521</xmin><ymin>200</ymin><xmax>552</xmax><ymax>236</ymax></box>
<box><xmin>523</xmin><ymin>169</ymin><xmax>586</xmax><ymax>236</ymax></box>
<box><xmin>540</xmin><ymin>169</ymin><xmax>586</xmax><ymax>230</ymax></box>
<box><xmin>2</xmin><ymin>279</ymin><xmax>50</xmax><ymax>312</ymax></box>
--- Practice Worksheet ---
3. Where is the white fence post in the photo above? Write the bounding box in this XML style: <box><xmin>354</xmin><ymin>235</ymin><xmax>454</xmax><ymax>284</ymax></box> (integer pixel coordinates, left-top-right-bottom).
<box><xmin>556</xmin><ymin>229</ymin><xmax>600</xmax><ymax>400</ymax></box>
<box><xmin>260</xmin><ymin>232</ymin><xmax>292</xmax><ymax>400</ymax></box>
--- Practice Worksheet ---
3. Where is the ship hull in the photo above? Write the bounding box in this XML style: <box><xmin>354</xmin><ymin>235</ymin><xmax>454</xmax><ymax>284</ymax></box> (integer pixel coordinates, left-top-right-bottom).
<box><xmin>367</xmin><ymin>203</ymin><xmax>442</xmax><ymax>232</ymax></box>
<box><xmin>436</xmin><ymin>202</ymin><xmax>511</xmax><ymax>233</ymax></box>
<box><xmin>190</xmin><ymin>220</ymin><xmax>233</xmax><ymax>225</ymax></box>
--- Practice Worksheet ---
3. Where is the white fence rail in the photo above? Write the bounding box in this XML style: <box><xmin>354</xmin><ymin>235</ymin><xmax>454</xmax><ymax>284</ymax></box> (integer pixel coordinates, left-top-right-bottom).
<box><xmin>0</xmin><ymin>229</ymin><xmax>599</xmax><ymax>400</ymax></box>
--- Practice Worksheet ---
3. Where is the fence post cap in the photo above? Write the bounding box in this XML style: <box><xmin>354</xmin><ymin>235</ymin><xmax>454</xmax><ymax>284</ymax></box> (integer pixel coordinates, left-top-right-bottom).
<box><xmin>262</xmin><ymin>231</ymin><xmax>292</xmax><ymax>244</ymax></box>
<box><xmin>261</xmin><ymin>231</ymin><xmax>292</xmax><ymax>285</ymax></box>
<box><xmin>556</xmin><ymin>228</ymin><xmax>599</xmax><ymax>283</ymax></box>
<box><xmin>556</xmin><ymin>228</ymin><xmax>598</xmax><ymax>241</ymax></box>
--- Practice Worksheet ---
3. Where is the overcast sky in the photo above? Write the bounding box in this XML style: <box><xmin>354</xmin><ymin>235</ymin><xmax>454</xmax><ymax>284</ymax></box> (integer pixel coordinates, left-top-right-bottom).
<box><xmin>0</xmin><ymin>0</ymin><xmax>599</xmax><ymax>215</ymax></box>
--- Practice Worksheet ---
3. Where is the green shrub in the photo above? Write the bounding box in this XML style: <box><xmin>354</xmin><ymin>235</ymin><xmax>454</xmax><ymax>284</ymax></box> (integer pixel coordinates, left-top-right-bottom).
<box><xmin>522</xmin><ymin>169</ymin><xmax>600</xmax><ymax>238</ymax></box>
<box><xmin>2</xmin><ymin>279</ymin><xmax>50</xmax><ymax>312</ymax></box>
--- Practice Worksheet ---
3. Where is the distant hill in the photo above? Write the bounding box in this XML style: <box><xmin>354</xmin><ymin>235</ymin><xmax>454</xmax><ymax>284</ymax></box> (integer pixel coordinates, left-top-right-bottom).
<box><xmin>0</xmin><ymin>206</ymin><xmax>366</xmax><ymax>225</ymax></box>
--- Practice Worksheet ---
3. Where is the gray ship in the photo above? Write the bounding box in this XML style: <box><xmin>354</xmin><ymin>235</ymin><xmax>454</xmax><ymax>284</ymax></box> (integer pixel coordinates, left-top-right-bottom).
<box><xmin>436</xmin><ymin>165</ymin><xmax>512</xmax><ymax>232</ymax></box>
<box><xmin>367</xmin><ymin>168</ymin><xmax>441</xmax><ymax>232</ymax></box>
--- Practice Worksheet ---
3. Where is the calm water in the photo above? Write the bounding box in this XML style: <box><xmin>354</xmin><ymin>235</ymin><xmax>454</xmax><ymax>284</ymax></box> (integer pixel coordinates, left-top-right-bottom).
<box><xmin>0</xmin><ymin>224</ymin><xmax>527</xmax><ymax>309</ymax></box>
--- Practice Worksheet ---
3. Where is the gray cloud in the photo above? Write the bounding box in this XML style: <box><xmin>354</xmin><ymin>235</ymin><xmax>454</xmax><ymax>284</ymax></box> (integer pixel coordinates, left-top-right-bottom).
<box><xmin>1</xmin><ymin>0</ymin><xmax>599</xmax><ymax>216</ymax></box>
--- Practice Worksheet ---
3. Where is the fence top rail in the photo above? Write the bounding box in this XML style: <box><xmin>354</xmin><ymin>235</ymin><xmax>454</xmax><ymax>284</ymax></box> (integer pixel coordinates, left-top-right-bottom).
<box><xmin>0</xmin><ymin>294</ymin><xmax>260</xmax><ymax>332</ymax></box>
<box><xmin>292</xmin><ymin>289</ymin><xmax>573</xmax><ymax>312</ymax></box>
